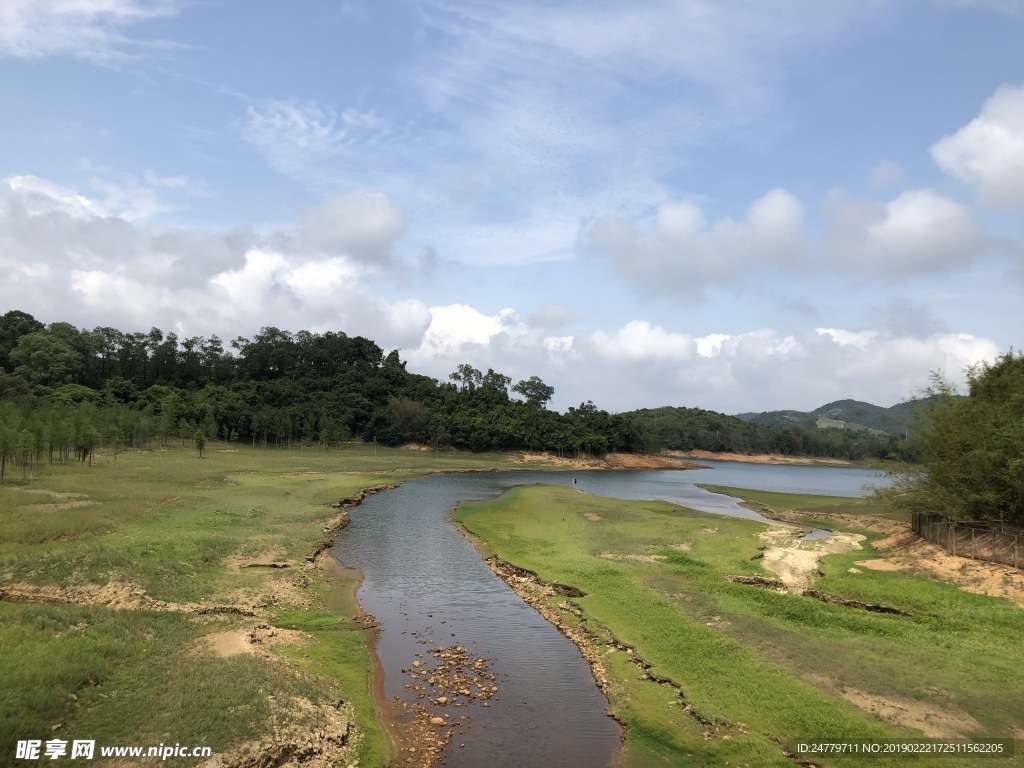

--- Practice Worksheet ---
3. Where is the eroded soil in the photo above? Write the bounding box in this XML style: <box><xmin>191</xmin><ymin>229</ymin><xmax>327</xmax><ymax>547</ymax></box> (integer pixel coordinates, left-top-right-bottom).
<box><xmin>866</xmin><ymin>530</ymin><xmax>1024</xmax><ymax>608</ymax></box>
<box><xmin>757</xmin><ymin>528</ymin><xmax>867</xmax><ymax>590</ymax></box>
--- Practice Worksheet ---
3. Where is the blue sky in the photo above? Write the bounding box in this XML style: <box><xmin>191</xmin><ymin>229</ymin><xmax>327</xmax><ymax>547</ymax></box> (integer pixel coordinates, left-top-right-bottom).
<box><xmin>1</xmin><ymin>0</ymin><xmax>1022</xmax><ymax>414</ymax></box>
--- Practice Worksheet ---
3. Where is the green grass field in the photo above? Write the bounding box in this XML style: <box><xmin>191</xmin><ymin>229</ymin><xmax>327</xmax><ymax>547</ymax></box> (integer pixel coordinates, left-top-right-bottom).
<box><xmin>0</xmin><ymin>442</ymin><xmax>525</xmax><ymax>767</ymax></box>
<box><xmin>455</xmin><ymin>485</ymin><xmax>1023</xmax><ymax>767</ymax></box>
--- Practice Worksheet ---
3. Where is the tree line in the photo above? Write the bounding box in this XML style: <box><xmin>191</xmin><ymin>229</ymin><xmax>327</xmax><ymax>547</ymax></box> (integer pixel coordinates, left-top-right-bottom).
<box><xmin>0</xmin><ymin>309</ymin><xmax>920</xmax><ymax>481</ymax></box>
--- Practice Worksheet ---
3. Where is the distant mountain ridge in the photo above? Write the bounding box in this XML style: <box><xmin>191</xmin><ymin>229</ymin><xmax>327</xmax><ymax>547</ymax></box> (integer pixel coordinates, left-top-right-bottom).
<box><xmin>734</xmin><ymin>398</ymin><xmax>919</xmax><ymax>437</ymax></box>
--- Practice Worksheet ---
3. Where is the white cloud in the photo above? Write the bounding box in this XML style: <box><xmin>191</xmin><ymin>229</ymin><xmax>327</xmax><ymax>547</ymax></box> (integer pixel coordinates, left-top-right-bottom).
<box><xmin>5</xmin><ymin>170</ymin><xmax>208</xmax><ymax>223</ymax></box>
<box><xmin>5</xmin><ymin>175</ymin><xmax>106</xmax><ymax>219</ymax></box>
<box><xmin>242</xmin><ymin>100</ymin><xmax>347</xmax><ymax>179</ymax></box>
<box><xmin>590</xmin><ymin>321</ymin><xmax>696</xmax><ymax>363</ymax></box>
<box><xmin>0</xmin><ymin>0</ymin><xmax>179</xmax><ymax>61</ymax></box>
<box><xmin>416</xmin><ymin>1</ymin><xmax>870</xmax><ymax>152</ymax></box>
<box><xmin>931</xmin><ymin>84</ymin><xmax>1024</xmax><ymax>207</ymax></box>
<box><xmin>242</xmin><ymin>98</ymin><xmax>399</xmax><ymax>184</ymax></box>
<box><xmin>411</xmin><ymin>305</ymin><xmax>527</xmax><ymax>360</ymax></box>
<box><xmin>556</xmin><ymin>323</ymin><xmax>1000</xmax><ymax>413</ymax></box>
<box><xmin>280</xmin><ymin>257</ymin><xmax>368</xmax><ymax>306</ymax></box>
<box><xmin>820</xmin><ymin>188</ymin><xmax>986</xmax><ymax>274</ymax></box>
<box><xmin>815</xmin><ymin>328</ymin><xmax>876</xmax><ymax>349</ymax></box>
<box><xmin>0</xmin><ymin>174</ymin><xmax>427</xmax><ymax>350</ymax></box>
<box><xmin>300</xmin><ymin>192</ymin><xmax>407</xmax><ymax>262</ymax></box>
<box><xmin>584</xmin><ymin>188</ymin><xmax>806</xmax><ymax>296</ymax></box>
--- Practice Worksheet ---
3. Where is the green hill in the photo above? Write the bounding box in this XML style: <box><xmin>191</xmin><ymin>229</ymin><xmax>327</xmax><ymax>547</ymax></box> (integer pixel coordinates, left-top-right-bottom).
<box><xmin>734</xmin><ymin>397</ymin><xmax>956</xmax><ymax>437</ymax></box>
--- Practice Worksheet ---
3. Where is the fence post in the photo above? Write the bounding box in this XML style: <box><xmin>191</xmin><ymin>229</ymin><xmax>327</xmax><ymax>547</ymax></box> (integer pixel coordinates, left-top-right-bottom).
<box><xmin>971</xmin><ymin>527</ymin><xmax>976</xmax><ymax>560</ymax></box>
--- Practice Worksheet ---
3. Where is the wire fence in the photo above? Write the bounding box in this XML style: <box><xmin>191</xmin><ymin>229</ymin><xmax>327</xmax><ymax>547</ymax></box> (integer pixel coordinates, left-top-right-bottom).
<box><xmin>912</xmin><ymin>513</ymin><xmax>1023</xmax><ymax>569</ymax></box>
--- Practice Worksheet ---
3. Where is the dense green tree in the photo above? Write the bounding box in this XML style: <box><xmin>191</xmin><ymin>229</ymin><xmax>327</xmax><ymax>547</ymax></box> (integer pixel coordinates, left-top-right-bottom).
<box><xmin>0</xmin><ymin>310</ymin><xmax>44</xmax><ymax>372</ymax></box>
<box><xmin>10</xmin><ymin>331</ymin><xmax>84</xmax><ymax>386</ymax></box>
<box><xmin>512</xmin><ymin>376</ymin><xmax>554</xmax><ymax>408</ymax></box>
<box><xmin>881</xmin><ymin>352</ymin><xmax>1024</xmax><ymax>527</ymax></box>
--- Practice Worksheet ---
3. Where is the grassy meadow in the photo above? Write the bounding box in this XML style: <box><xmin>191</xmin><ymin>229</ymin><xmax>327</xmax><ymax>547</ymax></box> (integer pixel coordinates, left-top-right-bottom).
<box><xmin>454</xmin><ymin>485</ymin><xmax>1022</xmax><ymax>767</ymax></box>
<box><xmin>0</xmin><ymin>442</ymin><xmax>524</xmax><ymax>766</ymax></box>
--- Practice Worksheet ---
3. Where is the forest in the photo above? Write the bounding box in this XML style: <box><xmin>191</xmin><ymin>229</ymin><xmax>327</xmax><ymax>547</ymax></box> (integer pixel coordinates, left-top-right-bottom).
<box><xmin>0</xmin><ymin>309</ymin><xmax>918</xmax><ymax>480</ymax></box>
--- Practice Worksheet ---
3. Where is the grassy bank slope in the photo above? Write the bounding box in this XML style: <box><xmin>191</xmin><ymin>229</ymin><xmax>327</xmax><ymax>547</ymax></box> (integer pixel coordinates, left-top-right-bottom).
<box><xmin>454</xmin><ymin>486</ymin><xmax>1021</xmax><ymax>768</ymax></box>
<box><xmin>0</xmin><ymin>443</ymin><xmax>521</xmax><ymax>767</ymax></box>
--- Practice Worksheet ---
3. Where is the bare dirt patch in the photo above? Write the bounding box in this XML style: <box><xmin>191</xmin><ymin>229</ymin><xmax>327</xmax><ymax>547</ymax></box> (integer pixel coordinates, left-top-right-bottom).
<box><xmin>510</xmin><ymin>451</ymin><xmax>608</xmax><ymax>469</ymax></box>
<box><xmin>758</xmin><ymin>529</ymin><xmax>866</xmax><ymax>589</ymax></box>
<box><xmin>855</xmin><ymin>558</ymin><xmax>908</xmax><ymax>572</ymax></box>
<box><xmin>801</xmin><ymin>674</ymin><xmax>981</xmax><ymax>739</ymax></box>
<box><xmin>583</xmin><ymin>512</ymin><xmax>602</xmax><ymax>521</ymax></box>
<box><xmin>756</xmin><ymin>508</ymin><xmax>906</xmax><ymax>536</ymax></box>
<box><xmin>868</xmin><ymin>531</ymin><xmax>1024</xmax><ymax>608</ymax></box>
<box><xmin>224</xmin><ymin>549</ymin><xmax>294</xmax><ymax>571</ymax></box>
<box><xmin>198</xmin><ymin>695</ymin><xmax>357</xmax><ymax>768</ymax></box>
<box><xmin>200</xmin><ymin>630</ymin><xmax>259</xmax><ymax>658</ymax></box>
<box><xmin>599</xmin><ymin>552</ymin><xmax>667</xmax><ymax>563</ymax></box>
<box><xmin>509</xmin><ymin>451</ymin><xmax>702</xmax><ymax>470</ymax></box>
<box><xmin>604</xmin><ymin>452</ymin><xmax>700</xmax><ymax>470</ymax></box>
<box><xmin>198</xmin><ymin>625</ymin><xmax>311</xmax><ymax>659</ymax></box>
<box><xmin>0</xmin><ymin>581</ymin><xmax>259</xmax><ymax>616</ymax></box>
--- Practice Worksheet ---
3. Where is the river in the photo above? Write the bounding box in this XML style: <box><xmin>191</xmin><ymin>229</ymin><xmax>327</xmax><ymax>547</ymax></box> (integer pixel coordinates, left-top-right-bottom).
<box><xmin>329</xmin><ymin>462</ymin><xmax>888</xmax><ymax>767</ymax></box>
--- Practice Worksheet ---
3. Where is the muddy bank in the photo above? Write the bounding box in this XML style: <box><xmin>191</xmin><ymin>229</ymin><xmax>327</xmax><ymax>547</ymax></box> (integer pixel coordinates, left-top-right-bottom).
<box><xmin>666</xmin><ymin>450</ymin><xmax>853</xmax><ymax>466</ymax></box>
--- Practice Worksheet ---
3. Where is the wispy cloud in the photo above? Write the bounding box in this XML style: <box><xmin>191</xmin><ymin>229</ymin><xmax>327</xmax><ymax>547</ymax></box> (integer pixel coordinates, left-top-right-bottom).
<box><xmin>0</xmin><ymin>0</ymin><xmax>181</xmax><ymax>62</ymax></box>
<box><xmin>241</xmin><ymin>98</ymin><xmax>400</xmax><ymax>184</ymax></box>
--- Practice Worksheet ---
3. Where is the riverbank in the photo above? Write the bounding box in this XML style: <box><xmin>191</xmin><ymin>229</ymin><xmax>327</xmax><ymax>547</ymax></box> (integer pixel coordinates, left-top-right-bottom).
<box><xmin>511</xmin><ymin>450</ymin><xmax>706</xmax><ymax>470</ymax></box>
<box><xmin>454</xmin><ymin>485</ymin><xmax>1023</xmax><ymax>766</ymax></box>
<box><xmin>0</xmin><ymin>443</ymin><xmax>534</xmax><ymax>767</ymax></box>
<box><xmin>665</xmin><ymin>449</ymin><xmax>854</xmax><ymax>466</ymax></box>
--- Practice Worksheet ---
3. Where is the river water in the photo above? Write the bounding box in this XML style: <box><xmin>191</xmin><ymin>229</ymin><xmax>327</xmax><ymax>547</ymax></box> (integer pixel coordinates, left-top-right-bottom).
<box><xmin>329</xmin><ymin>462</ymin><xmax>888</xmax><ymax>767</ymax></box>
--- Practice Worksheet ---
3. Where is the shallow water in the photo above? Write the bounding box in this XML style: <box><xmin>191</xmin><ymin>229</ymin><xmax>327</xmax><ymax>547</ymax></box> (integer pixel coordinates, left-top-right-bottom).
<box><xmin>329</xmin><ymin>463</ymin><xmax>887</xmax><ymax>766</ymax></box>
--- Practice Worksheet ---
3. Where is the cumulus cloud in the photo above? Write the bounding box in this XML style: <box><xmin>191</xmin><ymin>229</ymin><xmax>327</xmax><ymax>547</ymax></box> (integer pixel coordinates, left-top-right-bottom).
<box><xmin>0</xmin><ymin>174</ymin><xmax>425</xmax><ymax>348</ymax></box>
<box><xmin>584</xmin><ymin>188</ymin><xmax>806</xmax><ymax>297</ymax></box>
<box><xmin>0</xmin><ymin>0</ymin><xmax>179</xmax><ymax>61</ymax></box>
<box><xmin>931</xmin><ymin>84</ymin><xmax>1024</xmax><ymax>207</ymax></box>
<box><xmin>590</xmin><ymin>321</ymin><xmax>697</xmax><ymax>363</ymax></box>
<box><xmin>820</xmin><ymin>188</ymin><xmax>987</xmax><ymax>274</ymax></box>
<box><xmin>410</xmin><ymin>305</ymin><xmax>527</xmax><ymax>361</ymax></box>
<box><xmin>555</xmin><ymin>322</ymin><xmax>1000</xmax><ymax>413</ymax></box>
